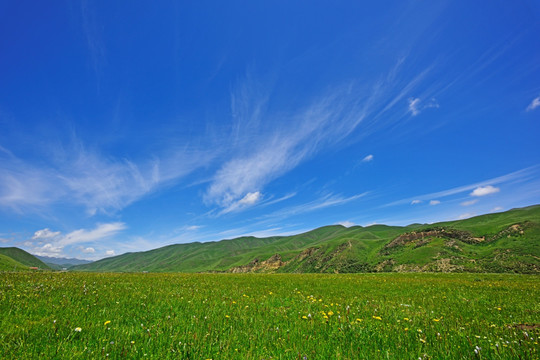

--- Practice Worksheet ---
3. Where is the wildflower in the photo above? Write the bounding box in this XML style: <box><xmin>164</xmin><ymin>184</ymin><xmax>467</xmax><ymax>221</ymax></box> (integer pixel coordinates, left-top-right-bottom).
<box><xmin>225</xmin><ymin>315</ymin><xmax>230</xmax><ymax>318</ymax></box>
<box><xmin>131</xmin><ymin>341</ymin><xmax>135</xmax><ymax>344</ymax></box>
<box><xmin>356</xmin><ymin>318</ymin><xmax>363</xmax><ymax>322</ymax></box>
<box><xmin>302</xmin><ymin>316</ymin><xmax>308</xmax><ymax>320</ymax></box>
<box><xmin>74</xmin><ymin>327</ymin><xmax>82</xmax><ymax>332</ymax></box>
<box><xmin>497</xmin><ymin>307</ymin><xmax>501</xmax><ymax>311</ymax></box>
<box><xmin>404</xmin><ymin>328</ymin><xmax>409</xmax><ymax>331</ymax></box>
<box><xmin>404</xmin><ymin>318</ymin><xmax>409</xmax><ymax>321</ymax></box>
<box><xmin>419</xmin><ymin>339</ymin><xmax>426</xmax><ymax>343</ymax></box>
<box><xmin>372</xmin><ymin>316</ymin><xmax>382</xmax><ymax>321</ymax></box>
<box><xmin>328</xmin><ymin>311</ymin><xmax>334</xmax><ymax>316</ymax></box>
<box><xmin>433</xmin><ymin>319</ymin><xmax>440</xmax><ymax>322</ymax></box>
<box><xmin>104</xmin><ymin>321</ymin><xmax>111</xmax><ymax>326</ymax></box>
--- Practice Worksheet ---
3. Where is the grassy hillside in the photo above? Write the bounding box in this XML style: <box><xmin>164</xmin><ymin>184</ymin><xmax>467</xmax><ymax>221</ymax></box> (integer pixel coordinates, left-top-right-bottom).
<box><xmin>73</xmin><ymin>205</ymin><xmax>540</xmax><ymax>273</ymax></box>
<box><xmin>0</xmin><ymin>254</ymin><xmax>29</xmax><ymax>271</ymax></box>
<box><xmin>0</xmin><ymin>248</ymin><xmax>50</xmax><ymax>269</ymax></box>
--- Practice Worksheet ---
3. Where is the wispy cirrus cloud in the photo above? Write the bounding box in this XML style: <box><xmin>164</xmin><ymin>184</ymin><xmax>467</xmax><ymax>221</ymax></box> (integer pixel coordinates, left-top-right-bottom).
<box><xmin>408</xmin><ymin>97</ymin><xmax>439</xmax><ymax>116</ymax></box>
<box><xmin>384</xmin><ymin>166</ymin><xmax>538</xmax><ymax>207</ymax></box>
<box><xmin>260</xmin><ymin>192</ymin><xmax>368</xmax><ymax>221</ymax></box>
<box><xmin>460</xmin><ymin>199</ymin><xmax>478</xmax><ymax>206</ymax></box>
<box><xmin>526</xmin><ymin>96</ymin><xmax>540</xmax><ymax>111</ymax></box>
<box><xmin>0</xmin><ymin>140</ymin><xmax>215</xmax><ymax>215</ymax></box>
<box><xmin>204</xmin><ymin>59</ymin><xmax>438</xmax><ymax>213</ymax></box>
<box><xmin>362</xmin><ymin>154</ymin><xmax>374</xmax><ymax>162</ymax></box>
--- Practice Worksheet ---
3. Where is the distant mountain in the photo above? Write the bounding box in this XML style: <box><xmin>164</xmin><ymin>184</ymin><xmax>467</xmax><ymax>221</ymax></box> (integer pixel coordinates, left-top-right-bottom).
<box><xmin>0</xmin><ymin>247</ymin><xmax>50</xmax><ymax>269</ymax></box>
<box><xmin>73</xmin><ymin>205</ymin><xmax>540</xmax><ymax>274</ymax></box>
<box><xmin>36</xmin><ymin>255</ymin><xmax>92</xmax><ymax>268</ymax></box>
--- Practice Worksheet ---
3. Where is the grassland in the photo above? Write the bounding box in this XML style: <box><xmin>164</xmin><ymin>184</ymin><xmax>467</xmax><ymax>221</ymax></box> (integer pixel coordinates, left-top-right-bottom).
<box><xmin>1</xmin><ymin>272</ymin><xmax>538</xmax><ymax>359</ymax></box>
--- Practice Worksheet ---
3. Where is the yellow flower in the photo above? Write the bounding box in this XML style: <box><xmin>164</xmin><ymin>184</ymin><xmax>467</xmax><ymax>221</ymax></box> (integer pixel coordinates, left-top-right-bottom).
<box><xmin>404</xmin><ymin>317</ymin><xmax>409</xmax><ymax>321</ymax></box>
<box><xmin>104</xmin><ymin>321</ymin><xmax>111</xmax><ymax>326</ymax></box>
<box><xmin>356</xmin><ymin>318</ymin><xmax>363</xmax><ymax>322</ymax></box>
<box><xmin>497</xmin><ymin>307</ymin><xmax>502</xmax><ymax>311</ymax></box>
<box><xmin>130</xmin><ymin>341</ymin><xmax>135</xmax><ymax>344</ymax></box>
<box><xmin>419</xmin><ymin>338</ymin><xmax>426</xmax><ymax>343</ymax></box>
<box><xmin>432</xmin><ymin>318</ymin><xmax>440</xmax><ymax>322</ymax></box>
<box><xmin>404</xmin><ymin>328</ymin><xmax>409</xmax><ymax>331</ymax></box>
<box><xmin>302</xmin><ymin>316</ymin><xmax>308</xmax><ymax>319</ymax></box>
<box><xmin>74</xmin><ymin>327</ymin><xmax>82</xmax><ymax>332</ymax></box>
<box><xmin>327</xmin><ymin>311</ymin><xmax>334</xmax><ymax>316</ymax></box>
<box><xmin>225</xmin><ymin>315</ymin><xmax>230</xmax><ymax>318</ymax></box>
<box><xmin>372</xmin><ymin>316</ymin><xmax>382</xmax><ymax>321</ymax></box>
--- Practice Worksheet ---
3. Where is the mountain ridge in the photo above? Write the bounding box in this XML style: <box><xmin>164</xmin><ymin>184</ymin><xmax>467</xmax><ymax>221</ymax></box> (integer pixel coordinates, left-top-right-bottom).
<box><xmin>73</xmin><ymin>205</ymin><xmax>540</xmax><ymax>274</ymax></box>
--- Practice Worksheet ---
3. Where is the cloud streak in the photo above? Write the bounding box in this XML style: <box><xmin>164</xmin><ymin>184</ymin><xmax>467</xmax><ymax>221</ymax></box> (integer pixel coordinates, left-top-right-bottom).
<box><xmin>384</xmin><ymin>166</ymin><xmax>537</xmax><ymax>207</ymax></box>
<box><xmin>526</xmin><ymin>96</ymin><xmax>540</xmax><ymax>111</ymax></box>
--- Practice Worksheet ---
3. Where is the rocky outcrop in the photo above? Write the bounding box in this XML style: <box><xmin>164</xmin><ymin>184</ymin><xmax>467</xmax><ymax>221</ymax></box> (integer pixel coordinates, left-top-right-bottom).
<box><xmin>384</xmin><ymin>228</ymin><xmax>485</xmax><ymax>249</ymax></box>
<box><xmin>228</xmin><ymin>254</ymin><xmax>285</xmax><ymax>273</ymax></box>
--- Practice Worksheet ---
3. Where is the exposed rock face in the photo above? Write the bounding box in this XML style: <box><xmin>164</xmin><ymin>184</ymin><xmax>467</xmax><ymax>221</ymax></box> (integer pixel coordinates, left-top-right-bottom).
<box><xmin>384</xmin><ymin>228</ymin><xmax>485</xmax><ymax>249</ymax></box>
<box><xmin>228</xmin><ymin>254</ymin><xmax>285</xmax><ymax>273</ymax></box>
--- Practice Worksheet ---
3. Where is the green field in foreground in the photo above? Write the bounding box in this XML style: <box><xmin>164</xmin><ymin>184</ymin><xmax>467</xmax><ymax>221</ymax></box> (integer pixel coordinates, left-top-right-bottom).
<box><xmin>1</xmin><ymin>273</ymin><xmax>538</xmax><ymax>359</ymax></box>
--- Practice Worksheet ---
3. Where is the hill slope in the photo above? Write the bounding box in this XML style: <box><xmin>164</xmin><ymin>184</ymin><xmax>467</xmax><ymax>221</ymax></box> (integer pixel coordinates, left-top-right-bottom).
<box><xmin>0</xmin><ymin>247</ymin><xmax>50</xmax><ymax>269</ymax></box>
<box><xmin>73</xmin><ymin>205</ymin><xmax>540</xmax><ymax>274</ymax></box>
<box><xmin>0</xmin><ymin>254</ymin><xmax>29</xmax><ymax>271</ymax></box>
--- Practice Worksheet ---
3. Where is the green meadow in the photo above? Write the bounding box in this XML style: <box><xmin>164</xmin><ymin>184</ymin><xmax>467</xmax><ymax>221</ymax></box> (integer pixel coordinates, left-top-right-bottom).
<box><xmin>1</xmin><ymin>272</ymin><xmax>538</xmax><ymax>359</ymax></box>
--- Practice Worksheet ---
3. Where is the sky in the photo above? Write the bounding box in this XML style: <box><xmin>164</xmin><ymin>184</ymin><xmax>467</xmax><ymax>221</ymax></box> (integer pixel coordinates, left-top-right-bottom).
<box><xmin>1</xmin><ymin>1</ymin><xmax>539</xmax><ymax>260</ymax></box>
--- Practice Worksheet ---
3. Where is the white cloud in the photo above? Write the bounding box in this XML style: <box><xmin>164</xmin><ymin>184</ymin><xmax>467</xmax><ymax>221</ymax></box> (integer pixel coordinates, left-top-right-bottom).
<box><xmin>429</xmin><ymin>200</ymin><xmax>440</xmax><ymax>205</ymax></box>
<box><xmin>470</xmin><ymin>185</ymin><xmax>500</xmax><ymax>197</ymax></box>
<box><xmin>24</xmin><ymin>222</ymin><xmax>126</xmax><ymax>258</ymax></box>
<box><xmin>460</xmin><ymin>199</ymin><xmax>478</xmax><ymax>206</ymax></box>
<box><xmin>526</xmin><ymin>96</ymin><xmax>540</xmax><ymax>111</ymax></box>
<box><xmin>408</xmin><ymin>97</ymin><xmax>439</xmax><ymax>116</ymax></box>
<box><xmin>220</xmin><ymin>191</ymin><xmax>263</xmax><ymax>214</ymax></box>
<box><xmin>32</xmin><ymin>228</ymin><xmax>61</xmax><ymax>240</ymax></box>
<box><xmin>105</xmin><ymin>250</ymin><xmax>115</xmax><ymax>256</ymax></box>
<box><xmin>185</xmin><ymin>225</ymin><xmax>202</xmax><ymax>231</ymax></box>
<box><xmin>62</xmin><ymin>223</ymin><xmax>126</xmax><ymax>246</ymax></box>
<box><xmin>239</xmin><ymin>191</ymin><xmax>262</xmax><ymax>205</ymax></box>
<box><xmin>408</xmin><ymin>98</ymin><xmax>421</xmax><ymax>116</ymax></box>
<box><xmin>32</xmin><ymin>243</ymin><xmax>63</xmax><ymax>257</ymax></box>
<box><xmin>362</xmin><ymin>154</ymin><xmax>374</xmax><ymax>162</ymax></box>
<box><xmin>491</xmin><ymin>206</ymin><xmax>503</xmax><ymax>212</ymax></box>
<box><xmin>411</xmin><ymin>200</ymin><xmax>422</xmax><ymax>205</ymax></box>
<box><xmin>339</xmin><ymin>221</ymin><xmax>355</xmax><ymax>227</ymax></box>
<box><xmin>458</xmin><ymin>213</ymin><xmax>475</xmax><ymax>220</ymax></box>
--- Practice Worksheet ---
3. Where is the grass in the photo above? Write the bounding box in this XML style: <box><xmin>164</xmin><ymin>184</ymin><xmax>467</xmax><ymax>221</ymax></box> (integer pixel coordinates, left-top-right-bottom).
<box><xmin>1</xmin><ymin>272</ymin><xmax>538</xmax><ymax>359</ymax></box>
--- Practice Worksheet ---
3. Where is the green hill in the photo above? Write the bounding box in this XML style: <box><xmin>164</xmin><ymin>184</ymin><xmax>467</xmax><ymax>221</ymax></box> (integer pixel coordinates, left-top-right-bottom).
<box><xmin>0</xmin><ymin>247</ymin><xmax>50</xmax><ymax>269</ymax></box>
<box><xmin>0</xmin><ymin>254</ymin><xmax>29</xmax><ymax>271</ymax></box>
<box><xmin>73</xmin><ymin>205</ymin><xmax>540</xmax><ymax>274</ymax></box>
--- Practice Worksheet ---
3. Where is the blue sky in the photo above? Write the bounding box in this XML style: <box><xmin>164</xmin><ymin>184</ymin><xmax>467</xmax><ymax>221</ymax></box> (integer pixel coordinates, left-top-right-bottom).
<box><xmin>1</xmin><ymin>1</ymin><xmax>539</xmax><ymax>260</ymax></box>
